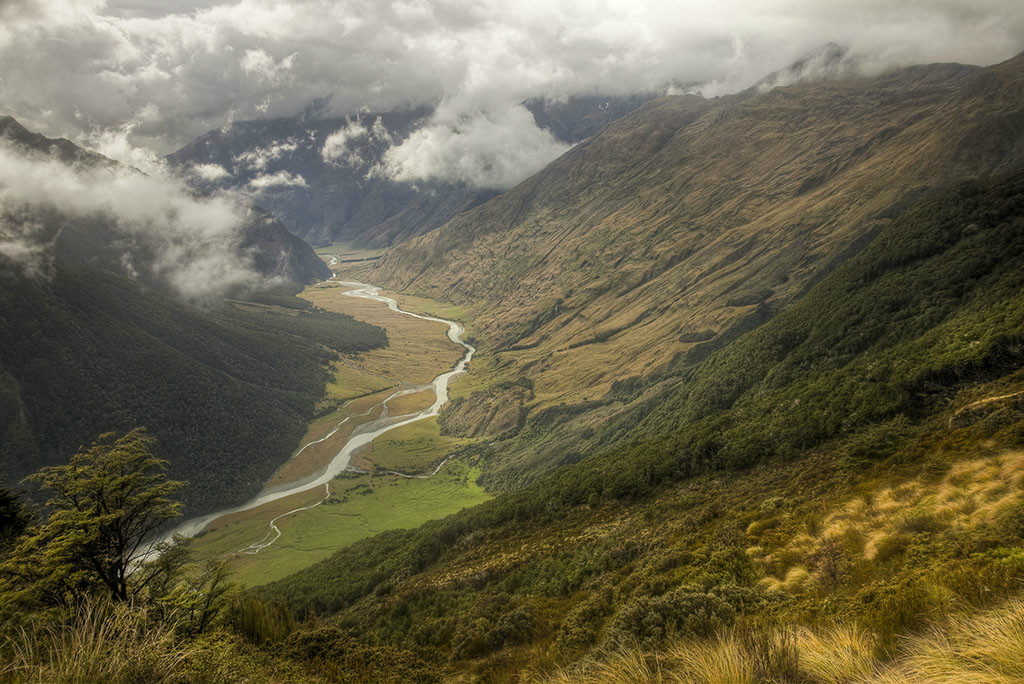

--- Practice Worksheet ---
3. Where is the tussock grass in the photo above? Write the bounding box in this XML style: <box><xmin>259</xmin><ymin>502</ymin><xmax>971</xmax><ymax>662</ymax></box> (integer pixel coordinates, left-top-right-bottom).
<box><xmin>755</xmin><ymin>451</ymin><xmax>1024</xmax><ymax>587</ymax></box>
<box><xmin>796</xmin><ymin>623</ymin><xmax>877</xmax><ymax>683</ymax></box>
<box><xmin>546</xmin><ymin>647</ymin><xmax>664</xmax><ymax>684</ymax></box>
<box><xmin>538</xmin><ymin>600</ymin><xmax>1024</xmax><ymax>684</ymax></box>
<box><xmin>0</xmin><ymin>599</ymin><xmax>188</xmax><ymax>684</ymax></box>
<box><xmin>665</xmin><ymin>634</ymin><xmax>752</xmax><ymax>684</ymax></box>
<box><xmin>891</xmin><ymin>599</ymin><xmax>1024</xmax><ymax>684</ymax></box>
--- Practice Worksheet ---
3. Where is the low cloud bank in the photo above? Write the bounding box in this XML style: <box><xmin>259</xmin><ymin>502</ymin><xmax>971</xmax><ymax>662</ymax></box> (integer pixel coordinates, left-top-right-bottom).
<box><xmin>3</xmin><ymin>0</ymin><xmax>1022</xmax><ymax>191</ymax></box>
<box><xmin>375</xmin><ymin>104</ymin><xmax>571</xmax><ymax>190</ymax></box>
<box><xmin>0</xmin><ymin>142</ymin><xmax>273</xmax><ymax>299</ymax></box>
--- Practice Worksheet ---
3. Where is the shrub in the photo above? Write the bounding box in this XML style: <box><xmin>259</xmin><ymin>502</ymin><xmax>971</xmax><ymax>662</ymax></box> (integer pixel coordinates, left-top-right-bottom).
<box><xmin>554</xmin><ymin>591</ymin><xmax>613</xmax><ymax>654</ymax></box>
<box><xmin>607</xmin><ymin>584</ymin><xmax>758</xmax><ymax>648</ymax></box>
<box><xmin>226</xmin><ymin>596</ymin><xmax>294</xmax><ymax>646</ymax></box>
<box><xmin>282</xmin><ymin>627</ymin><xmax>439</xmax><ymax>683</ymax></box>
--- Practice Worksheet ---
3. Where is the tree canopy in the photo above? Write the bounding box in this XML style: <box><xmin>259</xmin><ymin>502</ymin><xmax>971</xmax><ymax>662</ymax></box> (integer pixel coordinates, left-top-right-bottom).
<box><xmin>1</xmin><ymin>428</ymin><xmax>186</xmax><ymax>605</ymax></box>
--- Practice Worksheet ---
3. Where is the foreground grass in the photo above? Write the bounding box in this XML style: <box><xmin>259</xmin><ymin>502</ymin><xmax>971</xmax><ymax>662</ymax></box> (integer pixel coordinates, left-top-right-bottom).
<box><xmin>0</xmin><ymin>600</ymin><xmax>188</xmax><ymax>684</ymax></box>
<box><xmin>543</xmin><ymin>598</ymin><xmax>1024</xmax><ymax>684</ymax></box>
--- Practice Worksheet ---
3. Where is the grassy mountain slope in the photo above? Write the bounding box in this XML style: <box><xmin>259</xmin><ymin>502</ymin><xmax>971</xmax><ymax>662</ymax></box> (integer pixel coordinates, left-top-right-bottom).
<box><xmin>373</xmin><ymin>55</ymin><xmax>1024</xmax><ymax>409</ymax></box>
<box><xmin>260</xmin><ymin>167</ymin><xmax>1024</xmax><ymax>680</ymax></box>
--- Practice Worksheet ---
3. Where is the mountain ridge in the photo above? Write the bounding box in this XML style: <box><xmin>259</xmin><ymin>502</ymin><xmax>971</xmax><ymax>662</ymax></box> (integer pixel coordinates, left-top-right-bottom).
<box><xmin>370</xmin><ymin>55</ymin><xmax>1024</xmax><ymax>407</ymax></box>
<box><xmin>0</xmin><ymin>116</ymin><xmax>331</xmax><ymax>292</ymax></box>
<box><xmin>165</xmin><ymin>94</ymin><xmax>661</xmax><ymax>247</ymax></box>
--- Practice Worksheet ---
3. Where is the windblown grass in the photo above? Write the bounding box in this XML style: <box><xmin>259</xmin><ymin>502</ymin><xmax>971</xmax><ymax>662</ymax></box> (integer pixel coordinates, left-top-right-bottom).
<box><xmin>538</xmin><ymin>599</ymin><xmax>1024</xmax><ymax>684</ymax></box>
<box><xmin>665</xmin><ymin>634</ymin><xmax>753</xmax><ymax>684</ymax></box>
<box><xmin>0</xmin><ymin>599</ymin><xmax>188</xmax><ymax>684</ymax></box>
<box><xmin>755</xmin><ymin>451</ymin><xmax>1024</xmax><ymax>591</ymax></box>
<box><xmin>795</xmin><ymin>623</ymin><xmax>877</xmax><ymax>683</ymax></box>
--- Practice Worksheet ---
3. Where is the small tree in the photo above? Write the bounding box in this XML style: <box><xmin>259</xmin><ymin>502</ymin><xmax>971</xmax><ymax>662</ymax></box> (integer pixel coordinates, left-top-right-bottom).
<box><xmin>2</xmin><ymin>428</ymin><xmax>187</xmax><ymax>605</ymax></box>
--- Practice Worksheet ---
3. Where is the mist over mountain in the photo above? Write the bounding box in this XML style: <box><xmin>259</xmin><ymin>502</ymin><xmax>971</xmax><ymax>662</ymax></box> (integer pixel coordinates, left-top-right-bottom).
<box><xmin>165</xmin><ymin>94</ymin><xmax>659</xmax><ymax>246</ymax></box>
<box><xmin>0</xmin><ymin>116</ymin><xmax>329</xmax><ymax>298</ymax></box>
<box><xmin>0</xmin><ymin>118</ymin><xmax>376</xmax><ymax>517</ymax></box>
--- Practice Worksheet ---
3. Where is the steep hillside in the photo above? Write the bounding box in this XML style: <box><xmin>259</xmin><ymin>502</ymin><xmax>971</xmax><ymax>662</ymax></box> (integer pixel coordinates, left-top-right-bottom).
<box><xmin>0</xmin><ymin>253</ymin><xmax>385</xmax><ymax>516</ymax></box>
<box><xmin>0</xmin><ymin>119</ymin><xmax>382</xmax><ymax>516</ymax></box>
<box><xmin>166</xmin><ymin>95</ymin><xmax>657</xmax><ymax>247</ymax></box>
<box><xmin>373</xmin><ymin>55</ymin><xmax>1024</xmax><ymax>408</ymax></box>
<box><xmin>0</xmin><ymin>256</ymin><xmax>386</xmax><ymax>517</ymax></box>
<box><xmin>262</xmin><ymin>167</ymin><xmax>1024</xmax><ymax>682</ymax></box>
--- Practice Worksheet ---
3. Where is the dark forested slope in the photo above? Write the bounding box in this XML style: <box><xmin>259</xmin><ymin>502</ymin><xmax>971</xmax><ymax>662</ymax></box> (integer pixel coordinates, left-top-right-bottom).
<box><xmin>0</xmin><ymin>258</ymin><xmax>385</xmax><ymax>517</ymax></box>
<box><xmin>0</xmin><ymin>118</ymin><xmax>382</xmax><ymax>516</ymax></box>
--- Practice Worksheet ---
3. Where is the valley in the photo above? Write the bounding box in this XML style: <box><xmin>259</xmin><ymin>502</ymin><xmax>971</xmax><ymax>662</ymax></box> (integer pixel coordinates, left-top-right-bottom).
<box><xmin>183</xmin><ymin>257</ymin><xmax>491</xmax><ymax>586</ymax></box>
<box><xmin>3</xmin><ymin>10</ymin><xmax>1024</xmax><ymax>681</ymax></box>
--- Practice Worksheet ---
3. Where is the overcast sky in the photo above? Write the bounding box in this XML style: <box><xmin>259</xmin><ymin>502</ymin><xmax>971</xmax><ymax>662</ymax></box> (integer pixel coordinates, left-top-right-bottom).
<box><xmin>1</xmin><ymin>0</ymin><xmax>1022</xmax><ymax>187</ymax></box>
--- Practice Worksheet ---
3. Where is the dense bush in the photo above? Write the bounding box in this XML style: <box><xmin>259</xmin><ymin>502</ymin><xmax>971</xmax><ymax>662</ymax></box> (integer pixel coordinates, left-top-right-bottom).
<box><xmin>607</xmin><ymin>583</ymin><xmax>762</xmax><ymax>648</ymax></box>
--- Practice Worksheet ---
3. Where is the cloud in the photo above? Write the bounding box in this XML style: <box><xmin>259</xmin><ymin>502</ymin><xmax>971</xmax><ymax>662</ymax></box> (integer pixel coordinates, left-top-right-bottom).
<box><xmin>321</xmin><ymin>120</ymin><xmax>368</xmax><ymax>166</ymax></box>
<box><xmin>1</xmin><ymin>0</ymin><xmax>1022</xmax><ymax>188</ymax></box>
<box><xmin>235</xmin><ymin>139</ymin><xmax>299</xmax><ymax>171</ymax></box>
<box><xmin>191</xmin><ymin>162</ymin><xmax>231</xmax><ymax>181</ymax></box>
<box><xmin>240</xmin><ymin>48</ymin><xmax>297</xmax><ymax>84</ymax></box>
<box><xmin>321</xmin><ymin>116</ymin><xmax>396</xmax><ymax>168</ymax></box>
<box><xmin>376</xmin><ymin>104</ymin><xmax>571</xmax><ymax>189</ymax></box>
<box><xmin>0</xmin><ymin>217</ymin><xmax>53</xmax><ymax>279</ymax></box>
<box><xmin>247</xmin><ymin>169</ymin><xmax>308</xmax><ymax>189</ymax></box>
<box><xmin>0</xmin><ymin>141</ymin><xmax>270</xmax><ymax>299</ymax></box>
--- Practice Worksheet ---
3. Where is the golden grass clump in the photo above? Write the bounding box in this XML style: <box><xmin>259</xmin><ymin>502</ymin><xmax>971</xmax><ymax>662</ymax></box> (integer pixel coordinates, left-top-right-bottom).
<box><xmin>795</xmin><ymin>623</ymin><xmax>877</xmax><ymax>684</ymax></box>
<box><xmin>0</xmin><ymin>599</ymin><xmax>188</xmax><ymax>684</ymax></box>
<box><xmin>758</xmin><ymin>450</ymin><xmax>1024</xmax><ymax>576</ymax></box>
<box><xmin>545</xmin><ymin>647</ymin><xmax>665</xmax><ymax>684</ymax></box>
<box><xmin>537</xmin><ymin>600</ymin><xmax>1024</xmax><ymax>684</ymax></box>
<box><xmin>666</xmin><ymin>635</ymin><xmax>753</xmax><ymax>684</ymax></box>
<box><xmin>875</xmin><ymin>599</ymin><xmax>1024</xmax><ymax>684</ymax></box>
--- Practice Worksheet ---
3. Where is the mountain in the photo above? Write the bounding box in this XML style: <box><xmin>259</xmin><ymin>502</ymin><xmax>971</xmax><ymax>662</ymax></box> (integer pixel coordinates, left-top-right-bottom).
<box><xmin>0</xmin><ymin>116</ymin><xmax>330</xmax><ymax>292</ymax></box>
<box><xmin>0</xmin><ymin>260</ymin><xmax>385</xmax><ymax>517</ymax></box>
<box><xmin>0</xmin><ymin>120</ymin><xmax>384</xmax><ymax>516</ymax></box>
<box><xmin>4</xmin><ymin>45</ymin><xmax>1024</xmax><ymax>684</ymax></box>
<box><xmin>372</xmin><ymin>54</ymin><xmax>1024</xmax><ymax>412</ymax></box>
<box><xmin>165</xmin><ymin>95</ymin><xmax>659</xmax><ymax>247</ymax></box>
<box><xmin>263</xmin><ymin>162</ymin><xmax>1024</xmax><ymax>683</ymax></box>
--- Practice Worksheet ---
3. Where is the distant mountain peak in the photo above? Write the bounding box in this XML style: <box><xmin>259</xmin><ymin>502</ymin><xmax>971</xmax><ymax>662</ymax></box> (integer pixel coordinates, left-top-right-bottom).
<box><xmin>753</xmin><ymin>42</ymin><xmax>856</xmax><ymax>92</ymax></box>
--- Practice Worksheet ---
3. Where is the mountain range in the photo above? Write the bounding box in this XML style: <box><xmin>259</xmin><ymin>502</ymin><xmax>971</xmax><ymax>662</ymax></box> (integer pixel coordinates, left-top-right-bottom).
<box><xmin>258</xmin><ymin>53</ymin><xmax>1024</xmax><ymax>681</ymax></box>
<box><xmin>3</xmin><ymin>43</ymin><xmax>1024</xmax><ymax>684</ymax></box>
<box><xmin>166</xmin><ymin>94</ymin><xmax>659</xmax><ymax>247</ymax></box>
<box><xmin>373</xmin><ymin>54</ymin><xmax>1024</xmax><ymax>404</ymax></box>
